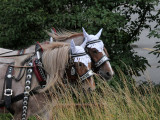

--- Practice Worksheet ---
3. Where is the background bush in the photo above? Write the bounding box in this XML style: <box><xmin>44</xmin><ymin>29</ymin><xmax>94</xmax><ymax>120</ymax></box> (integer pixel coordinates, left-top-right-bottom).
<box><xmin>0</xmin><ymin>0</ymin><xmax>159</xmax><ymax>86</ymax></box>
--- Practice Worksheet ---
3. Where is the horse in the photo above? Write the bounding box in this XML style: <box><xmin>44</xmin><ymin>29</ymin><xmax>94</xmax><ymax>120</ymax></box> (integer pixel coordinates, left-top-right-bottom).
<box><xmin>0</xmin><ymin>40</ymin><xmax>95</xmax><ymax>120</ymax></box>
<box><xmin>47</xmin><ymin>28</ymin><xmax>114</xmax><ymax>80</ymax></box>
<box><xmin>0</xmin><ymin>28</ymin><xmax>114</xmax><ymax>80</ymax></box>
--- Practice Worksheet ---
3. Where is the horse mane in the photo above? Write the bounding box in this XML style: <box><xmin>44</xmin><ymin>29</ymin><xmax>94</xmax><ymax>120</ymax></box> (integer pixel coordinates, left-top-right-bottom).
<box><xmin>41</xmin><ymin>42</ymin><xmax>70</xmax><ymax>90</ymax></box>
<box><xmin>46</xmin><ymin>29</ymin><xmax>83</xmax><ymax>41</ymax></box>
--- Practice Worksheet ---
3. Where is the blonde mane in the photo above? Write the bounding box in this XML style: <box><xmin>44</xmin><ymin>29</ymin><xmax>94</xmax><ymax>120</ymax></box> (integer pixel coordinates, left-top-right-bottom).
<box><xmin>41</xmin><ymin>42</ymin><xmax>70</xmax><ymax>90</ymax></box>
<box><xmin>46</xmin><ymin>29</ymin><xmax>83</xmax><ymax>41</ymax></box>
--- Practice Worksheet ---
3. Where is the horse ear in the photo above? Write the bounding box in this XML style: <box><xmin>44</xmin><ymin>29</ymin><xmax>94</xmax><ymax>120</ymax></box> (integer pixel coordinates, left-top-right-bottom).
<box><xmin>96</xmin><ymin>28</ymin><xmax>103</xmax><ymax>39</ymax></box>
<box><xmin>70</xmin><ymin>39</ymin><xmax>76</xmax><ymax>53</ymax></box>
<box><xmin>50</xmin><ymin>29</ymin><xmax>54</xmax><ymax>43</ymax></box>
<box><xmin>82</xmin><ymin>27</ymin><xmax>89</xmax><ymax>38</ymax></box>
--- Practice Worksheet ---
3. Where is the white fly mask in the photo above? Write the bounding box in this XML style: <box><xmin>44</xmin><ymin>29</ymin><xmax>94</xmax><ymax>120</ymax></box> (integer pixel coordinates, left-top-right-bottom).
<box><xmin>70</xmin><ymin>40</ymin><xmax>91</xmax><ymax>67</ymax></box>
<box><xmin>81</xmin><ymin>27</ymin><xmax>105</xmax><ymax>53</ymax></box>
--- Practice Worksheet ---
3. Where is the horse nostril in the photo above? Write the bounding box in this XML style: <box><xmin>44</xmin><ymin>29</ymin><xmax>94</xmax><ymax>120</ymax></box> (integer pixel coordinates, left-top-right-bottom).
<box><xmin>106</xmin><ymin>72</ymin><xmax>111</xmax><ymax>76</ymax></box>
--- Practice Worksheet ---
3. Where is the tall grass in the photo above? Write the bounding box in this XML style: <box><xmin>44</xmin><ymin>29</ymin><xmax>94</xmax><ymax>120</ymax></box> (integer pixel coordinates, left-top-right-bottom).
<box><xmin>1</xmin><ymin>70</ymin><xmax>160</xmax><ymax>120</ymax></box>
<box><xmin>38</xmin><ymin>71</ymin><xmax>160</xmax><ymax>120</ymax></box>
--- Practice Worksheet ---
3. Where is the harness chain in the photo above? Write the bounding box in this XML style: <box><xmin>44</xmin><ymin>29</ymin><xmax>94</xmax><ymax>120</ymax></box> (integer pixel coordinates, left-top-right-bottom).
<box><xmin>21</xmin><ymin>60</ymin><xmax>34</xmax><ymax>120</ymax></box>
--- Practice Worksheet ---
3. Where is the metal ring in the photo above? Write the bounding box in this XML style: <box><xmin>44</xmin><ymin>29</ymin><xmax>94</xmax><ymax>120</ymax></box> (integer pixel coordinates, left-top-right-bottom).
<box><xmin>25</xmin><ymin>86</ymin><xmax>30</xmax><ymax>91</ymax></box>
<box><xmin>23</xmin><ymin>101</ymin><xmax>28</xmax><ymax>106</ymax></box>
<box><xmin>27</xmin><ymin>69</ymin><xmax>32</xmax><ymax>73</ymax></box>
<box><xmin>26</xmin><ymin>80</ymin><xmax>31</xmax><ymax>85</ymax></box>
<box><xmin>27</xmin><ymin>74</ymin><xmax>31</xmax><ymax>79</ymax></box>
<box><xmin>23</xmin><ymin>106</ymin><xmax>27</xmax><ymax>110</ymax></box>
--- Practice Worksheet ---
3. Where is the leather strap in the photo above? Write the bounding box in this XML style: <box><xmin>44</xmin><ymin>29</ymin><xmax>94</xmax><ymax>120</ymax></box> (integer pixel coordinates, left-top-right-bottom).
<box><xmin>4</xmin><ymin>64</ymin><xmax>14</xmax><ymax>114</ymax></box>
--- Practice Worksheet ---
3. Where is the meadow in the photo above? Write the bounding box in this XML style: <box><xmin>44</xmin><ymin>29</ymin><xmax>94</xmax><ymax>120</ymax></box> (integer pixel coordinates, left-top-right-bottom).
<box><xmin>1</xmin><ymin>70</ymin><xmax>160</xmax><ymax>120</ymax></box>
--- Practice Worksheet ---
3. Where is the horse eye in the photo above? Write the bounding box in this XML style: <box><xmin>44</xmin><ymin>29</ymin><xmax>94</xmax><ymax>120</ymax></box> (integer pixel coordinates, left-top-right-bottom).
<box><xmin>79</xmin><ymin>63</ymin><xmax>82</xmax><ymax>66</ymax></box>
<box><xmin>93</xmin><ymin>50</ymin><xmax>97</xmax><ymax>53</ymax></box>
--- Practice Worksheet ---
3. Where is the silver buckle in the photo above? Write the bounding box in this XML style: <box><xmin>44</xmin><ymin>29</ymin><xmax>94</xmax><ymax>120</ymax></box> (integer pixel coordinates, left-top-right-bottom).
<box><xmin>4</xmin><ymin>89</ymin><xmax>13</xmax><ymax>96</ymax></box>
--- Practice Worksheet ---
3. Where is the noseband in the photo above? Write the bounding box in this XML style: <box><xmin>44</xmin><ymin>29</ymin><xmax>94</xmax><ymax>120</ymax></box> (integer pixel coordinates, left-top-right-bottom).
<box><xmin>70</xmin><ymin>52</ymin><xmax>94</xmax><ymax>82</ymax></box>
<box><xmin>85</xmin><ymin>39</ymin><xmax>110</xmax><ymax>68</ymax></box>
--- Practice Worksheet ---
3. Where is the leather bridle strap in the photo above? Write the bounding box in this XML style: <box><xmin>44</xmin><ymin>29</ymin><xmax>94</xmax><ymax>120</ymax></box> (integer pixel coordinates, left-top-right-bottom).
<box><xmin>4</xmin><ymin>64</ymin><xmax>14</xmax><ymax>114</ymax></box>
<box><xmin>71</xmin><ymin>52</ymin><xmax>87</xmax><ymax>58</ymax></box>
<box><xmin>95</xmin><ymin>55</ymin><xmax>109</xmax><ymax>68</ymax></box>
<box><xmin>80</xmin><ymin>70</ymin><xmax>94</xmax><ymax>82</ymax></box>
<box><xmin>86</xmin><ymin>39</ymin><xmax>102</xmax><ymax>47</ymax></box>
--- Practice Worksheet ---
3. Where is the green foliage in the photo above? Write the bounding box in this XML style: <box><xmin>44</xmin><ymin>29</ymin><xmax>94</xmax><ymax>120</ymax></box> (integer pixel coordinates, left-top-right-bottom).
<box><xmin>148</xmin><ymin>28</ymin><xmax>160</xmax><ymax>67</ymax></box>
<box><xmin>0</xmin><ymin>0</ymin><xmax>159</xmax><ymax>83</ymax></box>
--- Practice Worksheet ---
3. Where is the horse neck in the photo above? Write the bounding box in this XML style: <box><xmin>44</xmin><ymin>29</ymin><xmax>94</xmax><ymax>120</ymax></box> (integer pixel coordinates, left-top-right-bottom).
<box><xmin>24</xmin><ymin>45</ymin><xmax>35</xmax><ymax>54</ymax></box>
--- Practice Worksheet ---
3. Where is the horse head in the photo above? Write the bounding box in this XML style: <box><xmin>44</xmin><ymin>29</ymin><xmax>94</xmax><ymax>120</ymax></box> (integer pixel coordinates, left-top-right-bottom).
<box><xmin>68</xmin><ymin>40</ymin><xmax>95</xmax><ymax>91</ymax></box>
<box><xmin>81</xmin><ymin>28</ymin><xmax>114</xmax><ymax>80</ymax></box>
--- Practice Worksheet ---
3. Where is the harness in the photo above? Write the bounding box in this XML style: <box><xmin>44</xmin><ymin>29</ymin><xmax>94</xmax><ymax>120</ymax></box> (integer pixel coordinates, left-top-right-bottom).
<box><xmin>0</xmin><ymin>43</ymin><xmax>94</xmax><ymax>120</ymax></box>
<box><xmin>0</xmin><ymin>43</ymin><xmax>47</xmax><ymax>120</ymax></box>
<box><xmin>85</xmin><ymin>39</ymin><xmax>110</xmax><ymax>69</ymax></box>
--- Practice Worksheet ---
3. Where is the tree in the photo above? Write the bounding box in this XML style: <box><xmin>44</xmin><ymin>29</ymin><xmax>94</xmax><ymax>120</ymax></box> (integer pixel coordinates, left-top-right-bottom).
<box><xmin>0</xmin><ymin>0</ymin><xmax>159</xmax><ymax>85</ymax></box>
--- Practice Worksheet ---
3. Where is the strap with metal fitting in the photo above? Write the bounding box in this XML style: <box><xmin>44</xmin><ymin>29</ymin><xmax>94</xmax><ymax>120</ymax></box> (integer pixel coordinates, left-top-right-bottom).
<box><xmin>80</xmin><ymin>70</ymin><xmax>94</xmax><ymax>82</ymax></box>
<box><xmin>33</xmin><ymin>59</ymin><xmax>47</xmax><ymax>88</ymax></box>
<box><xmin>21</xmin><ymin>61</ymin><xmax>34</xmax><ymax>120</ymax></box>
<box><xmin>86</xmin><ymin>39</ymin><xmax>102</xmax><ymax>47</ymax></box>
<box><xmin>71</xmin><ymin>52</ymin><xmax>87</xmax><ymax>58</ymax></box>
<box><xmin>35</xmin><ymin>42</ymin><xmax>43</xmax><ymax>60</ymax></box>
<box><xmin>4</xmin><ymin>64</ymin><xmax>14</xmax><ymax>114</ymax></box>
<box><xmin>95</xmin><ymin>55</ymin><xmax>109</xmax><ymax>68</ymax></box>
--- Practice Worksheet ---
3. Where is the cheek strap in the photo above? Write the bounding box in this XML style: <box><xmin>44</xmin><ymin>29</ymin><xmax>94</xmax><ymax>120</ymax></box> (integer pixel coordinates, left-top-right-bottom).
<box><xmin>95</xmin><ymin>55</ymin><xmax>110</xmax><ymax>68</ymax></box>
<box><xmin>80</xmin><ymin>70</ymin><xmax>94</xmax><ymax>82</ymax></box>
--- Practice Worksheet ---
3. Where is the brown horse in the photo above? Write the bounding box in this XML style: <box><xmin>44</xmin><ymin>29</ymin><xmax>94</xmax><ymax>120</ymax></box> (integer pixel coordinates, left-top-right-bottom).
<box><xmin>0</xmin><ymin>41</ymin><xmax>95</xmax><ymax>119</ymax></box>
<box><xmin>47</xmin><ymin>28</ymin><xmax>114</xmax><ymax>80</ymax></box>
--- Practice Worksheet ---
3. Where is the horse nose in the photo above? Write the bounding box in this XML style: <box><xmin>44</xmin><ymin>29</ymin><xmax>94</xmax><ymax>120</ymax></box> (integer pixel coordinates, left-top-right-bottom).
<box><xmin>106</xmin><ymin>72</ymin><xmax>111</xmax><ymax>76</ymax></box>
<box><xmin>106</xmin><ymin>71</ymin><xmax>114</xmax><ymax>77</ymax></box>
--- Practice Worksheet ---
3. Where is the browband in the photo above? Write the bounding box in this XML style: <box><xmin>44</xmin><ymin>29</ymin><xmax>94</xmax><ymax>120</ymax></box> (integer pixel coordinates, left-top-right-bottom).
<box><xmin>71</xmin><ymin>52</ymin><xmax>87</xmax><ymax>58</ymax></box>
<box><xmin>86</xmin><ymin>39</ymin><xmax>102</xmax><ymax>47</ymax></box>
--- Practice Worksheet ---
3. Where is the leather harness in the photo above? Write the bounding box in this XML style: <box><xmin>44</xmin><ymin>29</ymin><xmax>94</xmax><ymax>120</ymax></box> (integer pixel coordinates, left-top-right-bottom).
<box><xmin>0</xmin><ymin>43</ymin><xmax>47</xmax><ymax>119</ymax></box>
<box><xmin>0</xmin><ymin>42</ymin><xmax>94</xmax><ymax>120</ymax></box>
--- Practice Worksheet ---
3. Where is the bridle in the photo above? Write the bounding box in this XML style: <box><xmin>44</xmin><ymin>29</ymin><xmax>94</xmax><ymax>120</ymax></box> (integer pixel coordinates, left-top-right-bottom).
<box><xmin>85</xmin><ymin>39</ymin><xmax>110</xmax><ymax>69</ymax></box>
<box><xmin>67</xmin><ymin>51</ymin><xmax>94</xmax><ymax>83</ymax></box>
